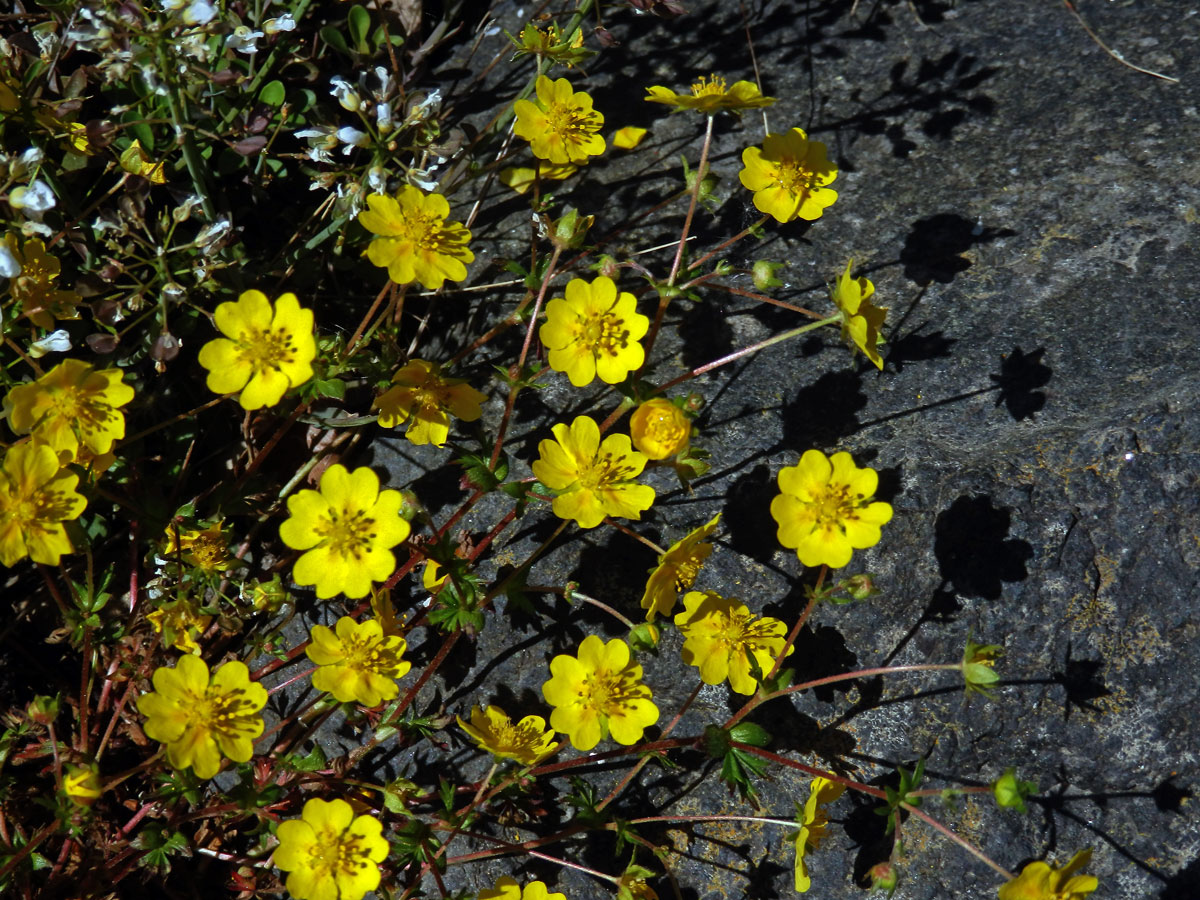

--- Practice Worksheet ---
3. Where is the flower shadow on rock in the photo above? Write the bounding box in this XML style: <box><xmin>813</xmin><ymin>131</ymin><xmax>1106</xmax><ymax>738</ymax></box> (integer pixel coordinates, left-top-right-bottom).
<box><xmin>899</xmin><ymin>213</ymin><xmax>1013</xmax><ymax>286</ymax></box>
<box><xmin>933</xmin><ymin>495</ymin><xmax>1032</xmax><ymax>600</ymax></box>
<box><xmin>990</xmin><ymin>346</ymin><xmax>1051</xmax><ymax>422</ymax></box>
<box><xmin>780</xmin><ymin>370</ymin><xmax>867</xmax><ymax>452</ymax></box>
<box><xmin>721</xmin><ymin>463</ymin><xmax>779</xmax><ymax>566</ymax></box>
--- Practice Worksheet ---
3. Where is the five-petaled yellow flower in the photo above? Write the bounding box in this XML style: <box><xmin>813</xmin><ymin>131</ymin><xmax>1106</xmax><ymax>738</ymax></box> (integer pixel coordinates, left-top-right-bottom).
<box><xmin>274</xmin><ymin>798</ymin><xmax>389</xmax><ymax>900</ymax></box>
<box><xmin>792</xmin><ymin>776</ymin><xmax>846</xmax><ymax>893</ymax></box>
<box><xmin>513</xmin><ymin>75</ymin><xmax>606</xmax><ymax>165</ymax></box>
<box><xmin>279</xmin><ymin>464</ymin><xmax>412</xmax><ymax>599</ymax></box>
<box><xmin>3</xmin><ymin>234</ymin><xmax>82</xmax><ymax>330</ymax></box>
<box><xmin>831</xmin><ymin>259</ymin><xmax>887</xmax><ymax>370</ymax></box>
<box><xmin>998</xmin><ymin>849</ymin><xmax>1099</xmax><ymax>900</ymax></box>
<box><xmin>0</xmin><ymin>442</ymin><xmax>87</xmax><ymax>567</ymax></box>
<box><xmin>161</xmin><ymin>519</ymin><xmax>232</xmax><ymax>573</ymax></box>
<box><xmin>457</xmin><ymin>705</ymin><xmax>559</xmax><ymax>765</ymax></box>
<box><xmin>644</xmin><ymin>74</ymin><xmax>775</xmax><ymax>115</ymax></box>
<box><xmin>307</xmin><ymin>616</ymin><xmax>411</xmax><ymax>707</ymax></box>
<box><xmin>373</xmin><ymin>359</ymin><xmax>487</xmax><ymax>447</ymax></box>
<box><xmin>542</xmin><ymin>635</ymin><xmax>659</xmax><ymax>751</ymax></box>
<box><xmin>479</xmin><ymin>875</ymin><xmax>566</xmax><ymax>900</ymax></box>
<box><xmin>540</xmin><ymin>276</ymin><xmax>648</xmax><ymax>387</ymax></box>
<box><xmin>532</xmin><ymin>415</ymin><xmax>655</xmax><ymax>529</ymax></box>
<box><xmin>147</xmin><ymin>598</ymin><xmax>213</xmax><ymax>655</ymax></box>
<box><xmin>137</xmin><ymin>655</ymin><xmax>266</xmax><ymax>779</ymax></box>
<box><xmin>640</xmin><ymin>513</ymin><xmax>720</xmax><ymax>620</ymax></box>
<box><xmin>674</xmin><ymin>590</ymin><xmax>791</xmax><ymax>695</ymax></box>
<box><xmin>739</xmin><ymin>128</ymin><xmax>838</xmax><ymax>223</ymax></box>
<box><xmin>5</xmin><ymin>359</ymin><xmax>135</xmax><ymax>461</ymax></box>
<box><xmin>197</xmin><ymin>290</ymin><xmax>316</xmax><ymax>410</ymax></box>
<box><xmin>629</xmin><ymin>397</ymin><xmax>690</xmax><ymax>460</ymax></box>
<box><xmin>357</xmin><ymin>186</ymin><xmax>474</xmax><ymax>290</ymax></box>
<box><xmin>770</xmin><ymin>450</ymin><xmax>892</xmax><ymax>569</ymax></box>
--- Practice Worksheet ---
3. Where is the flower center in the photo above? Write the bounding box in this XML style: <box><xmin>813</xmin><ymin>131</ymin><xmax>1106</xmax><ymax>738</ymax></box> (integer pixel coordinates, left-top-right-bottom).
<box><xmin>582</xmin><ymin>666</ymin><xmax>630</xmax><ymax>716</ymax></box>
<box><xmin>810</xmin><ymin>483</ymin><xmax>859</xmax><ymax>531</ymax></box>
<box><xmin>645</xmin><ymin>414</ymin><xmax>685</xmax><ymax>447</ymax></box>
<box><xmin>308</xmin><ymin>830</ymin><xmax>371</xmax><ymax>882</ymax></box>
<box><xmin>239</xmin><ymin>325</ymin><xmax>299</xmax><ymax>371</ymax></box>
<box><xmin>671</xmin><ymin>556</ymin><xmax>702</xmax><ymax>592</ymax></box>
<box><xmin>690</xmin><ymin>74</ymin><xmax>727</xmax><ymax>97</ymax></box>
<box><xmin>314</xmin><ymin>508</ymin><xmax>379</xmax><ymax>562</ymax></box>
<box><xmin>187</xmin><ymin>685</ymin><xmax>261</xmax><ymax>739</ymax></box>
<box><xmin>544</xmin><ymin>99</ymin><xmax>598</xmax><ymax>146</ymax></box>
<box><xmin>773</xmin><ymin>156</ymin><xmax>819</xmax><ymax>197</ymax></box>
<box><xmin>340</xmin><ymin>630</ymin><xmax>405</xmax><ymax>678</ymax></box>
<box><xmin>576</xmin><ymin>447</ymin><xmax>638</xmax><ymax>492</ymax></box>
<box><xmin>579</xmin><ymin>310</ymin><xmax>629</xmax><ymax>357</ymax></box>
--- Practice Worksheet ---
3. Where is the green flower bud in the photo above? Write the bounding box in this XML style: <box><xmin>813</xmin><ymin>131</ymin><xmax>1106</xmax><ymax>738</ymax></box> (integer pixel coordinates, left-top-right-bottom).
<box><xmin>752</xmin><ymin>259</ymin><xmax>785</xmax><ymax>291</ymax></box>
<box><xmin>993</xmin><ymin>767</ymin><xmax>1038</xmax><ymax>813</ymax></box>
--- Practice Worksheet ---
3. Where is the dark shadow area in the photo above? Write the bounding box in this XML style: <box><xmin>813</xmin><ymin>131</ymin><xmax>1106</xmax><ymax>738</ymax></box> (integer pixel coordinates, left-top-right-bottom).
<box><xmin>722</xmin><ymin>462</ymin><xmax>783</xmax><ymax>565</ymax></box>
<box><xmin>884</xmin><ymin>322</ymin><xmax>956</xmax><ymax>372</ymax></box>
<box><xmin>780</xmin><ymin>369</ymin><xmax>867</xmax><ymax>450</ymax></box>
<box><xmin>933</xmin><ymin>495</ymin><xmax>1033</xmax><ymax>600</ymax></box>
<box><xmin>900</xmin><ymin>213</ymin><xmax>1014</xmax><ymax>286</ymax></box>
<box><xmin>678</xmin><ymin>294</ymin><xmax>736</xmax><ymax>371</ymax></box>
<box><xmin>990</xmin><ymin>346</ymin><xmax>1052</xmax><ymax>421</ymax></box>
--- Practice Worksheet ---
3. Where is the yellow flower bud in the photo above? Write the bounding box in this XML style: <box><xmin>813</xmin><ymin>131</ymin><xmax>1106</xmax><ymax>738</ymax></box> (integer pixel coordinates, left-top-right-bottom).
<box><xmin>629</xmin><ymin>398</ymin><xmax>690</xmax><ymax>460</ymax></box>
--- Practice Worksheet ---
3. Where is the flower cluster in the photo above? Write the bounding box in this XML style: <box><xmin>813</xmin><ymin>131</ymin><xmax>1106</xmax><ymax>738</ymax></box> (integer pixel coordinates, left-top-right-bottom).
<box><xmin>514</xmin><ymin>75</ymin><xmax>606</xmax><ymax>165</ymax></box>
<box><xmin>373</xmin><ymin>359</ymin><xmax>487</xmax><ymax>447</ymax></box>
<box><xmin>307</xmin><ymin>616</ymin><xmax>411</xmax><ymax>707</ymax></box>
<box><xmin>532</xmin><ymin>415</ymin><xmax>655</xmax><ymax>529</ymax></box>
<box><xmin>542</xmin><ymin>635</ymin><xmax>658</xmax><ymax>751</ymax></box>
<box><xmin>771</xmin><ymin>449</ymin><xmax>892</xmax><ymax>568</ymax></box>
<box><xmin>357</xmin><ymin>186</ymin><xmax>474</xmax><ymax>290</ymax></box>
<box><xmin>540</xmin><ymin>276</ymin><xmax>648</xmax><ymax>387</ymax></box>
<box><xmin>279</xmin><ymin>464</ymin><xmax>411</xmax><ymax>599</ymax></box>
<box><xmin>138</xmin><ymin>655</ymin><xmax>267</xmax><ymax>779</ymax></box>
<box><xmin>274</xmin><ymin>798</ymin><xmax>389</xmax><ymax>900</ymax></box>
<box><xmin>197</xmin><ymin>290</ymin><xmax>316</xmax><ymax>410</ymax></box>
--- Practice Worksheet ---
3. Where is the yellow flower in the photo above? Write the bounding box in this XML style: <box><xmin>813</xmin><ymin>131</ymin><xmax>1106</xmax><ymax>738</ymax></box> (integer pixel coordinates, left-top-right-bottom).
<box><xmin>3</xmin><ymin>234</ymin><xmax>82</xmax><ymax>330</ymax></box>
<box><xmin>770</xmin><ymin>450</ymin><xmax>892</xmax><ymax>569</ymax></box>
<box><xmin>0</xmin><ymin>442</ymin><xmax>87</xmax><ymax>567</ymax></box>
<box><xmin>161</xmin><ymin>519</ymin><xmax>232</xmax><ymax>573</ymax></box>
<box><xmin>147</xmin><ymin>599</ymin><xmax>213</xmax><ymax>654</ymax></box>
<box><xmin>645</xmin><ymin>74</ymin><xmax>775</xmax><ymax>115</ymax></box>
<box><xmin>793</xmin><ymin>776</ymin><xmax>846</xmax><ymax>892</ymax></box>
<box><xmin>137</xmin><ymin>655</ymin><xmax>266</xmax><ymax>779</ymax></box>
<box><xmin>640</xmin><ymin>513</ymin><xmax>719</xmax><ymax>620</ymax></box>
<box><xmin>63</xmin><ymin>763</ymin><xmax>102</xmax><ymax>807</ymax></box>
<box><xmin>674</xmin><ymin>590</ymin><xmax>791</xmax><ymax>695</ymax></box>
<box><xmin>5</xmin><ymin>359</ymin><xmax>135</xmax><ymax>460</ymax></box>
<box><xmin>279</xmin><ymin>464</ymin><xmax>412</xmax><ymax>599</ymax></box>
<box><xmin>274</xmin><ymin>798</ymin><xmax>389</xmax><ymax>900</ymax></box>
<box><xmin>998</xmin><ymin>849</ymin><xmax>1099</xmax><ymax>900</ymax></box>
<box><xmin>498</xmin><ymin>161</ymin><xmax>579</xmax><ymax>194</ymax></box>
<box><xmin>372</xmin><ymin>359</ymin><xmax>486</xmax><ymax>447</ymax></box>
<box><xmin>357</xmin><ymin>185</ymin><xmax>474</xmax><ymax>290</ymax></box>
<box><xmin>456</xmin><ymin>705</ymin><xmax>559</xmax><ymax>765</ymax></box>
<box><xmin>307</xmin><ymin>616</ymin><xmax>410</xmax><ymax>707</ymax></box>
<box><xmin>531</xmin><ymin>415</ymin><xmax>655</xmax><ymax>529</ymax></box>
<box><xmin>739</xmin><ymin>128</ymin><xmax>838</xmax><ymax>223</ymax></box>
<box><xmin>542</xmin><ymin>634</ymin><xmax>658</xmax><ymax>751</ymax></box>
<box><xmin>831</xmin><ymin>259</ymin><xmax>886</xmax><ymax>370</ymax></box>
<box><xmin>197</xmin><ymin>290</ymin><xmax>316</xmax><ymax>410</ymax></box>
<box><xmin>629</xmin><ymin>398</ymin><xmax>689</xmax><ymax>460</ymax></box>
<box><xmin>539</xmin><ymin>276</ymin><xmax>649</xmax><ymax>387</ymax></box>
<box><xmin>513</xmin><ymin>75</ymin><xmax>606</xmax><ymax>165</ymax></box>
<box><xmin>479</xmin><ymin>875</ymin><xmax>566</xmax><ymax>900</ymax></box>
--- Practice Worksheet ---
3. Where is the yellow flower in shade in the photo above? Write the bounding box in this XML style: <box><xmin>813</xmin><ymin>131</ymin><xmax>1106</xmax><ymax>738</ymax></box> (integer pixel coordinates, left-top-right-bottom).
<box><xmin>373</xmin><ymin>359</ymin><xmax>487</xmax><ymax>447</ymax></box>
<box><xmin>531</xmin><ymin>415</ymin><xmax>655</xmax><ymax>529</ymax></box>
<box><xmin>147</xmin><ymin>599</ymin><xmax>213</xmax><ymax>654</ymax></box>
<box><xmin>793</xmin><ymin>776</ymin><xmax>846</xmax><ymax>892</ymax></box>
<box><xmin>3</xmin><ymin>234</ymin><xmax>82</xmax><ymax>330</ymax></box>
<box><xmin>998</xmin><ymin>849</ymin><xmax>1099</xmax><ymax>900</ymax></box>
<box><xmin>63</xmin><ymin>763</ymin><xmax>102</xmax><ymax>807</ymax></box>
<box><xmin>197</xmin><ymin>290</ymin><xmax>316</xmax><ymax>410</ymax></box>
<box><xmin>274</xmin><ymin>798</ymin><xmax>389</xmax><ymax>900</ymax></box>
<box><xmin>0</xmin><ymin>442</ymin><xmax>87</xmax><ymax>567</ymax></box>
<box><xmin>513</xmin><ymin>75</ymin><xmax>606</xmax><ymax>165</ymax></box>
<box><xmin>161</xmin><ymin>520</ymin><xmax>232</xmax><ymax>573</ymax></box>
<box><xmin>739</xmin><ymin>128</ymin><xmax>838</xmax><ymax>223</ymax></box>
<box><xmin>673</xmin><ymin>590</ymin><xmax>792</xmax><ymax>695</ymax></box>
<box><xmin>137</xmin><ymin>655</ymin><xmax>266</xmax><ymax>779</ymax></box>
<box><xmin>770</xmin><ymin>450</ymin><xmax>892</xmax><ymax>569</ymax></box>
<box><xmin>456</xmin><ymin>705</ymin><xmax>559</xmax><ymax>765</ymax></box>
<box><xmin>499</xmin><ymin>161</ymin><xmax>578</xmax><ymax>194</ymax></box>
<box><xmin>479</xmin><ymin>875</ymin><xmax>566</xmax><ymax>900</ymax></box>
<box><xmin>5</xmin><ymin>359</ymin><xmax>135</xmax><ymax>460</ymax></box>
<box><xmin>629</xmin><ymin>397</ymin><xmax>690</xmax><ymax>460</ymax></box>
<box><xmin>644</xmin><ymin>74</ymin><xmax>775</xmax><ymax>115</ymax></box>
<box><xmin>831</xmin><ymin>259</ymin><xmax>886</xmax><ymax>370</ymax></box>
<box><xmin>640</xmin><ymin>513</ymin><xmax>720</xmax><ymax>620</ymax></box>
<box><xmin>542</xmin><ymin>634</ymin><xmax>659</xmax><ymax>751</ymax></box>
<box><xmin>539</xmin><ymin>276</ymin><xmax>649</xmax><ymax>388</ymax></box>
<box><xmin>357</xmin><ymin>185</ymin><xmax>474</xmax><ymax>290</ymax></box>
<box><xmin>307</xmin><ymin>616</ymin><xmax>411</xmax><ymax>707</ymax></box>
<box><xmin>279</xmin><ymin>465</ymin><xmax>412</xmax><ymax>599</ymax></box>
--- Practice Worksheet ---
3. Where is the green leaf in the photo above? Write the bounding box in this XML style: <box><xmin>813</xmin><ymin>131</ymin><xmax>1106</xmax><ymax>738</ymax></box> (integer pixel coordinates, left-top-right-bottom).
<box><xmin>347</xmin><ymin>5</ymin><xmax>371</xmax><ymax>53</ymax></box>
<box><xmin>259</xmin><ymin>79</ymin><xmax>286</xmax><ymax>107</ymax></box>
<box><xmin>319</xmin><ymin>25</ymin><xmax>350</xmax><ymax>55</ymax></box>
<box><xmin>729</xmin><ymin>722</ymin><xmax>770</xmax><ymax>747</ymax></box>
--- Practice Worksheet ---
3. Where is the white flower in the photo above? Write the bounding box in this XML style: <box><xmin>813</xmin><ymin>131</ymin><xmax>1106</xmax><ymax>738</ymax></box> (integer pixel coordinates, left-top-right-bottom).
<box><xmin>373</xmin><ymin>66</ymin><xmax>393</xmax><ymax>98</ymax></box>
<box><xmin>0</xmin><ymin>243</ymin><xmax>20</xmax><ymax>279</ymax></box>
<box><xmin>329</xmin><ymin>76</ymin><xmax>360</xmax><ymax>112</ymax></box>
<box><xmin>375</xmin><ymin>101</ymin><xmax>393</xmax><ymax>133</ymax></box>
<box><xmin>264</xmin><ymin>14</ymin><xmax>296</xmax><ymax>34</ymax></box>
<box><xmin>367</xmin><ymin>166</ymin><xmax>388</xmax><ymax>193</ymax></box>
<box><xmin>226</xmin><ymin>26</ymin><xmax>264</xmax><ymax>54</ymax></box>
<box><xmin>337</xmin><ymin>127</ymin><xmax>369</xmax><ymax>153</ymax></box>
<box><xmin>10</xmin><ymin>180</ymin><xmax>56</xmax><ymax>213</ymax></box>
<box><xmin>306</xmin><ymin>147</ymin><xmax>334</xmax><ymax>164</ymax></box>
<box><xmin>295</xmin><ymin>126</ymin><xmax>338</xmax><ymax>150</ymax></box>
<box><xmin>182</xmin><ymin>0</ymin><xmax>216</xmax><ymax>25</ymax></box>
<box><xmin>29</xmin><ymin>329</ymin><xmax>72</xmax><ymax>358</ymax></box>
<box><xmin>195</xmin><ymin>217</ymin><xmax>231</xmax><ymax>252</ymax></box>
<box><xmin>13</xmin><ymin>147</ymin><xmax>44</xmax><ymax>179</ymax></box>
